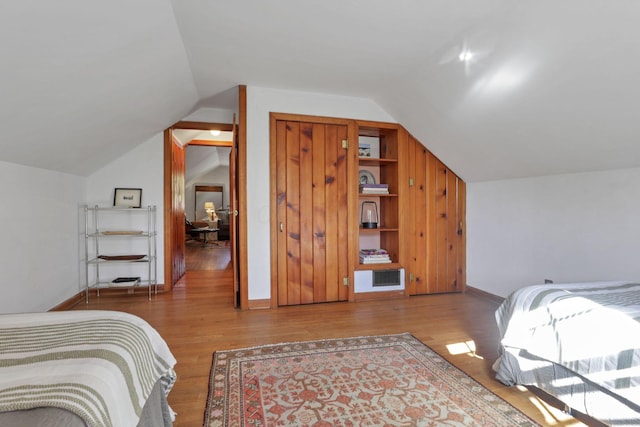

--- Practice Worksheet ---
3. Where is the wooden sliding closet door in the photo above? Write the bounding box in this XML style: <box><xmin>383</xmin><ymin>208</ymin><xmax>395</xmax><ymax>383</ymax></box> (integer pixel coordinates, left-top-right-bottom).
<box><xmin>430</xmin><ymin>156</ymin><xmax>465</xmax><ymax>293</ymax></box>
<box><xmin>407</xmin><ymin>136</ymin><xmax>466</xmax><ymax>296</ymax></box>
<box><xmin>274</xmin><ymin>118</ymin><xmax>350</xmax><ymax>306</ymax></box>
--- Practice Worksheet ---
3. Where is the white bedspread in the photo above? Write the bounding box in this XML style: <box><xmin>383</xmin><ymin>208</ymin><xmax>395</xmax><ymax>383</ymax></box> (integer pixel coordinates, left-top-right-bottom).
<box><xmin>496</xmin><ymin>281</ymin><xmax>640</xmax><ymax>409</ymax></box>
<box><xmin>0</xmin><ymin>310</ymin><xmax>176</xmax><ymax>427</ymax></box>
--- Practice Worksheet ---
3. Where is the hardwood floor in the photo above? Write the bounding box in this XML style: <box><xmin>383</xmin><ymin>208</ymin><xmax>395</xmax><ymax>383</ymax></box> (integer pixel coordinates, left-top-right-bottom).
<box><xmin>70</xmin><ymin>245</ymin><xmax>584</xmax><ymax>427</ymax></box>
<box><xmin>185</xmin><ymin>238</ymin><xmax>231</xmax><ymax>271</ymax></box>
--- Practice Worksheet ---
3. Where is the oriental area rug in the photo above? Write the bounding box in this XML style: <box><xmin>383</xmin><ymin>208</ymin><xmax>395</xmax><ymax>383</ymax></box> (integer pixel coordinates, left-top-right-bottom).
<box><xmin>204</xmin><ymin>333</ymin><xmax>538</xmax><ymax>426</ymax></box>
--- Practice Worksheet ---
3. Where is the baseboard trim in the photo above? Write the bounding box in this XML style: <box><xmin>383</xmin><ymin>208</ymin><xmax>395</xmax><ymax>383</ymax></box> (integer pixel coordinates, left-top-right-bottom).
<box><xmin>50</xmin><ymin>292</ymin><xmax>86</xmax><ymax>311</ymax></box>
<box><xmin>50</xmin><ymin>285</ymin><xmax>168</xmax><ymax>311</ymax></box>
<box><xmin>465</xmin><ymin>285</ymin><xmax>504</xmax><ymax>304</ymax></box>
<box><xmin>247</xmin><ymin>298</ymin><xmax>271</xmax><ymax>310</ymax></box>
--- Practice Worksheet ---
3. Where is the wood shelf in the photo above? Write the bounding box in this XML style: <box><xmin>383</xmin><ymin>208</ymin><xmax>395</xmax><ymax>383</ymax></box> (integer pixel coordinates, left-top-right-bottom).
<box><xmin>358</xmin><ymin>193</ymin><xmax>398</xmax><ymax>198</ymax></box>
<box><xmin>358</xmin><ymin>157</ymin><xmax>398</xmax><ymax>166</ymax></box>
<box><xmin>355</xmin><ymin>262</ymin><xmax>402</xmax><ymax>271</ymax></box>
<box><xmin>359</xmin><ymin>227</ymin><xmax>398</xmax><ymax>232</ymax></box>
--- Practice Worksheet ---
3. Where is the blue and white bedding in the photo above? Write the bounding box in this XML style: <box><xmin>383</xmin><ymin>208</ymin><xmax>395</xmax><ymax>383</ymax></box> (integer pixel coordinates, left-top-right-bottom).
<box><xmin>494</xmin><ymin>281</ymin><xmax>640</xmax><ymax>423</ymax></box>
<box><xmin>0</xmin><ymin>310</ymin><xmax>176</xmax><ymax>427</ymax></box>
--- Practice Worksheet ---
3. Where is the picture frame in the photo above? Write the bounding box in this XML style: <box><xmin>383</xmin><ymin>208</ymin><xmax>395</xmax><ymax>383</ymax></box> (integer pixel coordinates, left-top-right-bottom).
<box><xmin>358</xmin><ymin>143</ymin><xmax>371</xmax><ymax>157</ymax></box>
<box><xmin>113</xmin><ymin>188</ymin><xmax>142</xmax><ymax>208</ymax></box>
<box><xmin>359</xmin><ymin>170</ymin><xmax>376</xmax><ymax>185</ymax></box>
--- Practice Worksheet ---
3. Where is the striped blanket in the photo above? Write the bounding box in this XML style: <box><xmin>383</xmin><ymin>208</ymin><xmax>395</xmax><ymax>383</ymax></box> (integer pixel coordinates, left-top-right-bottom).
<box><xmin>496</xmin><ymin>281</ymin><xmax>640</xmax><ymax>408</ymax></box>
<box><xmin>0</xmin><ymin>310</ymin><xmax>177</xmax><ymax>427</ymax></box>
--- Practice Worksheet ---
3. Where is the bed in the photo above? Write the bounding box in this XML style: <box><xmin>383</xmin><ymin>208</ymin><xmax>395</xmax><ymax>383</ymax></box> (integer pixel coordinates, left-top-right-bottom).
<box><xmin>0</xmin><ymin>310</ymin><xmax>177</xmax><ymax>427</ymax></box>
<box><xmin>494</xmin><ymin>281</ymin><xmax>640</xmax><ymax>425</ymax></box>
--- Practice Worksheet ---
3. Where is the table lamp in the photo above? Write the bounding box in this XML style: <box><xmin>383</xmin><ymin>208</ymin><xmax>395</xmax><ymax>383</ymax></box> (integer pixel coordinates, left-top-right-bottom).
<box><xmin>204</xmin><ymin>202</ymin><xmax>217</xmax><ymax>222</ymax></box>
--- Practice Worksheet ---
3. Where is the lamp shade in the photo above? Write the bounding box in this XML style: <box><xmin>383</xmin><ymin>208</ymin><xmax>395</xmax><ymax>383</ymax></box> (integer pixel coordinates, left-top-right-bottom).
<box><xmin>204</xmin><ymin>202</ymin><xmax>215</xmax><ymax>211</ymax></box>
<box><xmin>360</xmin><ymin>201</ymin><xmax>378</xmax><ymax>229</ymax></box>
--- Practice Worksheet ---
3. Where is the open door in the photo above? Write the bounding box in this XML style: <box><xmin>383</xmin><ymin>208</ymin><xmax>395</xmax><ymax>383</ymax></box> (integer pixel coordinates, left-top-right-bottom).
<box><xmin>164</xmin><ymin>130</ymin><xmax>186</xmax><ymax>288</ymax></box>
<box><xmin>230</xmin><ymin>115</ymin><xmax>240</xmax><ymax>307</ymax></box>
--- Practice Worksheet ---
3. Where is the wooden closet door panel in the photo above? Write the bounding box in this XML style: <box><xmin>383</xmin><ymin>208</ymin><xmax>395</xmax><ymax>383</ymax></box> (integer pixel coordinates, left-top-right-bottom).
<box><xmin>446</xmin><ymin>169</ymin><xmax>459</xmax><ymax>292</ymax></box>
<box><xmin>275</xmin><ymin>119</ymin><xmax>349</xmax><ymax>306</ymax></box>
<box><xmin>413</xmin><ymin>142</ymin><xmax>428</xmax><ymax>295</ymax></box>
<box><xmin>335</xmin><ymin>124</ymin><xmax>349</xmax><ymax>302</ymax></box>
<box><xmin>457</xmin><ymin>179</ymin><xmax>467</xmax><ymax>291</ymax></box>
<box><xmin>285</xmin><ymin>121</ymin><xmax>302</xmax><ymax>305</ymax></box>
<box><xmin>424</xmin><ymin>152</ymin><xmax>436</xmax><ymax>292</ymax></box>
<box><xmin>324</xmin><ymin>125</ymin><xmax>349</xmax><ymax>301</ymax></box>
<box><xmin>275</xmin><ymin>120</ymin><xmax>289</xmax><ymax>305</ymax></box>
<box><xmin>311</xmin><ymin>123</ymin><xmax>327</xmax><ymax>303</ymax></box>
<box><xmin>407</xmin><ymin>137</ymin><xmax>417</xmax><ymax>295</ymax></box>
<box><xmin>299</xmin><ymin>122</ymin><xmax>315</xmax><ymax>304</ymax></box>
<box><xmin>434</xmin><ymin>158</ymin><xmax>449</xmax><ymax>293</ymax></box>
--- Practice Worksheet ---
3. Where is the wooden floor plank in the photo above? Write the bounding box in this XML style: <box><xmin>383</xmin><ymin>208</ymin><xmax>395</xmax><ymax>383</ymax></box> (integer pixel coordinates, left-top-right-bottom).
<box><xmin>69</xmin><ymin>245</ymin><xmax>584</xmax><ymax>427</ymax></box>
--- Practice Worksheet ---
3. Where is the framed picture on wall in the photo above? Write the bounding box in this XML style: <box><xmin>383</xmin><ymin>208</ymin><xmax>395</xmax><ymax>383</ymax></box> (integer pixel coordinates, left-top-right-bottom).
<box><xmin>114</xmin><ymin>188</ymin><xmax>142</xmax><ymax>208</ymax></box>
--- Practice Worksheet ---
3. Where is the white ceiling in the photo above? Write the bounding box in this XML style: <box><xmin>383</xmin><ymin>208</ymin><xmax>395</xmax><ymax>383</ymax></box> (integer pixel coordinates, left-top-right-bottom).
<box><xmin>2</xmin><ymin>1</ymin><xmax>640</xmax><ymax>181</ymax></box>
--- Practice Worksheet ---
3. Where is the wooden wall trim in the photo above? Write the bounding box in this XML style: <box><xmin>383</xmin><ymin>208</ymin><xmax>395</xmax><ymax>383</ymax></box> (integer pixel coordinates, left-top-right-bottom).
<box><xmin>171</xmin><ymin>121</ymin><xmax>233</xmax><ymax>131</ymax></box>
<box><xmin>269</xmin><ymin>113</ymin><xmax>278</xmax><ymax>308</ymax></box>
<box><xmin>247</xmin><ymin>298</ymin><xmax>271</xmax><ymax>310</ymax></box>
<box><xmin>163</xmin><ymin>129</ymin><xmax>174</xmax><ymax>289</ymax></box>
<box><xmin>187</xmin><ymin>139</ymin><xmax>233</xmax><ymax>147</ymax></box>
<box><xmin>270</xmin><ymin>112</ymin><xmax>353</xmax><ymax>126</ymax></box>
<box><xmin>50</xmin><ymin>286</ymin><xmax>168</xmax><ymax>311</ymax></box>
<box><xmin>465</xmin><ymin>285</ymin><xmax>504</xmax><ymax>304</ymax></box>
<box><xmin>238</xmin><ymin>85</ymin><xmax>249</xmax><ymax>310</ymax></box>
<box><xmin>50</xmin><ymin>292</ymin><xmax>85</xmax><ymax>311</ymax></box>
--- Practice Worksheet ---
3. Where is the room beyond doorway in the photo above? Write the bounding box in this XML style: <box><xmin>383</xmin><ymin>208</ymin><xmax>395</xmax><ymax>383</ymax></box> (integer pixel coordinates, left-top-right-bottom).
<box><xmin>182</xmin><ymin>138</ymin><xmax>232</xmax><ymax>275</ymax></box>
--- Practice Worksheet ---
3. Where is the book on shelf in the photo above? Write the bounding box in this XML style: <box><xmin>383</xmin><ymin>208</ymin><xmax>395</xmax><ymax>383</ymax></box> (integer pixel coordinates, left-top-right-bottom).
<box><xmin>360</xmin><ymin>183</ymin><xmax>388</xmax><ymax>188</ymax></box>
<box><xmin>359</xmin><ymin>248</ymin><xmax>391</xmax><ymax>264</ymax></box>
<box><xmin>360</xmin><ymin>258</ymin><xmax>392</xmax><ymax>264</ymax></box>
<box><xmin>360</xmin><ymin>248</ymin><xmax>388</xmax><ymax>255</ymax></box>
<box><xmin>359</xmin><ymin>183</ymin><xmax>389</xmax><ymax>194</ymax></box>
<box><xmin>360</xmin><ymin>190</ymin><xmax>389</xmax><ymax>194</ymax></box>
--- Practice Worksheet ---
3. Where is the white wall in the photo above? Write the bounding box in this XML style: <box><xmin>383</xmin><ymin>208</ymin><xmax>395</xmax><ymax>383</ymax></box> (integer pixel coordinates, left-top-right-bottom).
<box><xmin>245</xmin><ymin>87</ymin><xmax>395</xmax><ymax>300</ymax></box>
<box><xmin>467</xmin><ymin>167</ymin><xmax>640</xmax><ymax>298</ymax></box>
<box><xmin>0</xmin><ymin>161</ymin><xmax>84</xmax><ymax>313</ymax></box>
<box><xmin>84</xmin><ymin>133</ymin><xmax>165</xmax><ymax>284</ymax></box>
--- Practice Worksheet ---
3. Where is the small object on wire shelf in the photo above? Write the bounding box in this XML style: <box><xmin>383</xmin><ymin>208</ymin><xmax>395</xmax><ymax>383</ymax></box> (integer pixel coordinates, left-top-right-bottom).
<box><xmin>101</xmin><ymin>230</ymin><xmax>144</xmax><ymax>235</ymax></box>
<box><xmin>98</xmin><ymin>255</ymin><xmax>146</xmax><ymax>261</ymax></box>
<box><xmin>111</xmin><ymin>277</ymin><xmax>141</xmax><ymax>287</ymax></box>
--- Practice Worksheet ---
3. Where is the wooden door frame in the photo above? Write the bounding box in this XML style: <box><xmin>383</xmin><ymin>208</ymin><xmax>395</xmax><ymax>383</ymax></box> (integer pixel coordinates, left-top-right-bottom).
<box><xmin>163</xmin><ymin>86</ymin><xmax>248</xmax><ymax>309</ymax></box>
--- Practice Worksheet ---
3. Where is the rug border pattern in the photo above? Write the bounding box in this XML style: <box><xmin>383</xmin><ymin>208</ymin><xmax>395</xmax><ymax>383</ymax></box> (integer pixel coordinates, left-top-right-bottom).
<box><xmin>204</xmin><ymin>333</ymin><xmax>539</xmax><ymax>426</ymax></box>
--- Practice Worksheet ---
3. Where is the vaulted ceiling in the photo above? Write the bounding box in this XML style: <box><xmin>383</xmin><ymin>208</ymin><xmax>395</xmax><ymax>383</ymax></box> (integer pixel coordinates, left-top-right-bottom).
<box><xmin>3</xmin><ymin>1</ymin><xmax>639</xmax><ymax>181</ymax></box>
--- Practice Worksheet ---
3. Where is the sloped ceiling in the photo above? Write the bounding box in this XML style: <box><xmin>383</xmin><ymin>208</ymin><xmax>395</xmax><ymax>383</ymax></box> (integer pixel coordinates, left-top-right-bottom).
<box><xmin>3</xmin><ymin>1</ymin><xmax>640</xmax><ymax>181</ymax></box>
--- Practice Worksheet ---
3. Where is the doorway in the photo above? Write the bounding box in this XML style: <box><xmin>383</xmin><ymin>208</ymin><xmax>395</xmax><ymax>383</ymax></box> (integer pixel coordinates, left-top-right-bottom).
<box><xmin>164</xmin><ymin>86</ymin><xmax>247</xmax><ymax>308</ymax></box>
<box><xmin>183</xmin><ymin>141</ymin><xmax>232</xmax><ymax>272</ymax></box>
<box><xmin>165</xmin><ymin>122</ymin><xmax>241</xmax><ymax>307</ymax></box>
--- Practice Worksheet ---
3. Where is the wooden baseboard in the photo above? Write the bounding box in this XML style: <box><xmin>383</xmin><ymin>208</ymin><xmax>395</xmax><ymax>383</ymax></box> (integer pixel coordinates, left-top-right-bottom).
<box><xmin>247</xmin><ymin>298</ymin><xmax>271</xmax><ymax>310</ymax></box>
<box><xmin>353</xmin><ymin>290</ymin><xmax>406</xmax><ymax>302</ymax></box>
<box><xmin>50</xmin><ymin>292</ymin><xmax>86</xmax><ymax>311</ymax></box>
<box><xmin>465</xmin><ymin>285</ymin><xmax>504</xmax><ymax>304</ymax></box>
<box><xmin>50</xmin><ymin>285</ymin><xmax>168</xmax><ymax>311</ymax></box>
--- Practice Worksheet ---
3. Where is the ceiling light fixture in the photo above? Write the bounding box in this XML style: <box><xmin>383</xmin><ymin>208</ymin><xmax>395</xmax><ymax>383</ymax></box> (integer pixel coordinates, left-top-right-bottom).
<box><xmin>459</xmin><ymin>51</ymin><xmax>473</xmax><ymax>62</ymax></box>
<box><xmin>209</xmin><ymin>130</ymin><xmax>221</xmax><ymax>136</ymax></box>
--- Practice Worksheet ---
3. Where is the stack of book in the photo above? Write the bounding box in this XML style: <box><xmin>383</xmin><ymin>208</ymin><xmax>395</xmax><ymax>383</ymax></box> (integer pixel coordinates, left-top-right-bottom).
<box><xmin>359</xmin><ymin>249</ymin><xmax>392</xmax><ymax>264</ymax></box>
<box><xmin>359</xmin><ymin>183</ymin><xmax>389</xmax><ymax>194</ymax></box>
